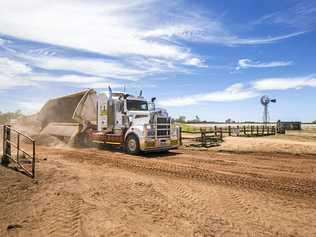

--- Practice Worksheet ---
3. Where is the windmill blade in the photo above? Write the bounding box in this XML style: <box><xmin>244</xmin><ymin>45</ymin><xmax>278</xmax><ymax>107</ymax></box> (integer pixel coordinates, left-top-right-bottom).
<box><xmin>261</xmin><ymin>95</ymin><xmax>270</xmax><ymax>105</ymax></box>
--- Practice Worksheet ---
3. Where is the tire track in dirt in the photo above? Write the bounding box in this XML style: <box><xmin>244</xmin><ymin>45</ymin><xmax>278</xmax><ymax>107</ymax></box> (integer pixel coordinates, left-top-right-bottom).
<box><xmin>217</xmin><ymin>150</ymin><xmax>316</xmax><ymax>160</ymax></box>
<box><xmin>0</xmin><ymin>167</ymin><xmax>36</xmax><ymax>237</ymax></box>
<box><xmin>131</xmin><ymin>181</ymin><xmax>176</xmax><ymax>226</ymax></box>
<box><xmin>34</xmin><ymin>194</ymin><xmax>83</xmax><ymax>236</ymax></box>
<box><xmin>24</xmin><ymin>163</ymin><xmax>86</xmax><ymax>237</ymax></box>
<box><xmin>171</xmin><ymin>182</ymin><xmax>295</xmax><ymax>237</ymax></box>
<box><xmin>53</xmin><ymin>149</ymin><xmax>316</xmax><ymax>198</ymax></box>
<box><xmin>78</xmin><ymin>147</ymin><xmax>314</xmax><ymax>236</ymax></box>
<box><xmin>227</xmin><ymin>190</ymin><xmax>316</xmax><ymax>237</ymax></box>
<box><xmin>174</xmin><ymin>151</ymin><xmax>316</xmax><ymax>178</ymax></box>
<box><xmin>83</xmin><ymin>174</ymin><xmax>190</xmax><ymax>235</ymax></box>
<box><xmin>226</xmin><ymin>192</ymin><xmax>282</xmax><ymax>236</ymax></box>
<box><xmin>172</xmin><ymin>182</ymin><xmax>242</xmax><ymax>236</ymax></box>
<box><xmin>36</xmin><ymin>147</ymin><xmax>316</xmax><ymax>235</ymax></box>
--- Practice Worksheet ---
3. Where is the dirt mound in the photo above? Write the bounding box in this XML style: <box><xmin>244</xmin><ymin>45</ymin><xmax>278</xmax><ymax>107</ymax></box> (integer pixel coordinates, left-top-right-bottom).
<box><xmin>31</xmin><ymin>134</ymin><xmax>66</xmax><ymax>147</ymax></box>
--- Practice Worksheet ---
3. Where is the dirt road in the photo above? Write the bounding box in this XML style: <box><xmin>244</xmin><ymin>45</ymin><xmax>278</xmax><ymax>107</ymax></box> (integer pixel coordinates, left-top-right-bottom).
<box><xmin>1</xmin><ymin>145</ymin><xmax>316</xmax><ymax>236</ymax></box>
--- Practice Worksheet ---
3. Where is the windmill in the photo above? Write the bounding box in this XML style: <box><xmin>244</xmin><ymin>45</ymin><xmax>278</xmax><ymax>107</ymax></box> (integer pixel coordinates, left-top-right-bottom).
<box><xmin>260</xmin><ymin>95</ymin><xmax>276</xmax><ymax>124</ymax></box>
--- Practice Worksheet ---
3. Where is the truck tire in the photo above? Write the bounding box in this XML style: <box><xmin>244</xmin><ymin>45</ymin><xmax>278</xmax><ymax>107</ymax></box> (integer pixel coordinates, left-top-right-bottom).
<box><xmin>125</xmin><ymin>134</ymin><xmax>140</xmax><ymax>155</ymax></box>
<box><xmin>75</xmin><ymin>132</ymin><xmax>94</xmax><ymax>147</ymax></box>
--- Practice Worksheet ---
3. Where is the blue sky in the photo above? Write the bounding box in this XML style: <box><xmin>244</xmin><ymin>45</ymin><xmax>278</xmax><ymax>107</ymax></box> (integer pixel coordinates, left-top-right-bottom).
<box><xmin>0</xmin><ymin>0</ymin><xmax>316</xmax><ymax>122</ymax></box>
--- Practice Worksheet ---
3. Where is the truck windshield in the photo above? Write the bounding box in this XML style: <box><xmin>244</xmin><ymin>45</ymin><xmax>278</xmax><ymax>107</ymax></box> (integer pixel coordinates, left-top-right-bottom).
<box><xmin>127</xmin><ymin>100</ymin><xmax>148</xmax><ymax>111</ymax></box>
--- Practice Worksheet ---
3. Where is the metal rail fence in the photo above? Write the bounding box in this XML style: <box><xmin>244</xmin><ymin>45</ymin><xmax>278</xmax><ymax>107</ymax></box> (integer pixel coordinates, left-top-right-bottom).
<box><xmin>1</xmin><ymin>125</ymin><xmax>36</xmax><ymax>178</ymax></box>
<box><xmin>197</xmin><ymin>125</ymin><xmax>276</xmax><ymax>147</ymax></box>
<box><xmin>200</xmin><ymin>125</ymin><xmax>276</xmax><ymax>138</ymax></box>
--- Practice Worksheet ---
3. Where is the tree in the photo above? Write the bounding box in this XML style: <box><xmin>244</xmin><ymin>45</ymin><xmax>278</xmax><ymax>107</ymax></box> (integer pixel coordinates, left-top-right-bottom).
<box><xmin>225</xmin><ymin>118</ymin><xmax>232</xmax><ymax>123</ymax></box>
<box><xmin>0</xmin><ymin>110</ymin><xmax>23</xmax><ymax>124</ymax></box>
<box><xmin>175</xmin><ymin>116</ymin><xmax>186</xmax><ymax>123</ymax></box>
<box><xmin>225</xmin><ymin>118</ymin><xmax>236</xmax><ymax>124</ymax></box>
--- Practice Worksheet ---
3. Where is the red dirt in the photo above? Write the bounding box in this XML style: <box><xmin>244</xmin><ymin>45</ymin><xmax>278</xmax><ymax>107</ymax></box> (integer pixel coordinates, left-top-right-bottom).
<box><xmin>1</xmin><ymin>145</ymin><xmax>316</xmax><ymax>236</ymax></box>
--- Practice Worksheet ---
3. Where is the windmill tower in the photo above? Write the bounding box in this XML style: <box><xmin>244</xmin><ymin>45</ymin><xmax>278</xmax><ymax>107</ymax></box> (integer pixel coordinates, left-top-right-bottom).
<box><xmin>260</xmin><ymin>95</ymin><xmax>276</xmax><ymax>124</ymax></box>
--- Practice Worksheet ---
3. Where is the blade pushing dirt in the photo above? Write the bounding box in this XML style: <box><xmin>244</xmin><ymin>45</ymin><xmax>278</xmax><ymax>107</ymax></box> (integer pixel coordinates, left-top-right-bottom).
<box><xmin>37</xmin><ymin>89</ymin><xmax>97</xmax><ymax>144</ymax></box>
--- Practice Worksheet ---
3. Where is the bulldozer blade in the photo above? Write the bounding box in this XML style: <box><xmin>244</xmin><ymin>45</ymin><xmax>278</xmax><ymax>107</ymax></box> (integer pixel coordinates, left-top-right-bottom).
<box><xmin>37</xmin><ymin>89</ymin><xmax>97</xmax><ymax>143</ymax></box>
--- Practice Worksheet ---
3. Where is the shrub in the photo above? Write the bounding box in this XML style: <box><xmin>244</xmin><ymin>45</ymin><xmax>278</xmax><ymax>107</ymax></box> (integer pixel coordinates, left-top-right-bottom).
<box><xmin>0</xmin><ymin>110</ymin><xmax>23</xmax><ymax>124</ymax></box>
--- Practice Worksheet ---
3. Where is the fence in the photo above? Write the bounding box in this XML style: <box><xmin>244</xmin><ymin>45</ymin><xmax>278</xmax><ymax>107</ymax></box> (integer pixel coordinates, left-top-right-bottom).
<box><xmin>1</xmin><ymin>125</ymin><xmax>36</xmax><ymax>178</ymax></box>
<box><xmin>181</xmin><ymin>125</ymin><xmax>277</xmax><ymax>148</ymax></box>
<box><xmin>200</xmin><ymin>125</ymin><xmax>276</xmax><ymax>138</ymax></box>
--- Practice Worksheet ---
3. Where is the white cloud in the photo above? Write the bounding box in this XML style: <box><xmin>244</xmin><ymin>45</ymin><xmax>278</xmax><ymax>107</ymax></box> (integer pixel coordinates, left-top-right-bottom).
<box><xmin>0</xmin><ymin>57</ymin><xmax>31</xmax><ymax>75</ymax></box>
<box><xmin>223</xmin><ymin>31</ymin><xmax>306</xmax><ymax>46</ymax></box>
<box><xmin>142</xmin><ymin>18</ymin><xmax>305</xmax><ymax>46</ymax></box>
<box><xmin>183</xmin><ymin>57</ymin><xmax>207</xmax><ymax>68</ymax></box>
<box><xmin>0</xmin><ymin>0</ymin><xmax>306</xmax><ymax>68</ymax></box>
<box><xmin>159</xmin><ymin>74</ymin><xmax>316</xmax><ymax>107</ymax></box>
<box><xmin>30</xmin><ymin>74</ymin><xmax>125</xmax><ymax>90</ymax></box>
<box><xmin>86</xmin><ymin>82</ymin><xmax>123</xmax><ymax>89</ymax></box>
<box><xmin>236</xmin><ymin>58</ymin><xmax>293</xmax><ymax>70</ymax></box>
<box><xmin>0</xmin><ymin>76</ymin><xmax>31</xmax><ymax>90</ymax></box>
<box><xmin>0</xmin><ymin>56</ymin><xmax>120</xmax><ymax>90</ymax></box>
<box><xmin>159</xmin><ymin>83</ymin><xmax>257</xmax><ymax>107</ymax></box>
<box><xmin>0</xmin><ymin>57</ymin><xmax>34</xmax><ymax>89</ymax></box>
<box><xmin>28</xmin><ymin>56</ymin><xmax>145</xmax><ymax>81</ymax></box>
<box><xmin>0</xmin><ymin>0</ymin><xmax>306</xmax><ymax>96</ymax></box>
<box><xmin>18</xmin><ymin>101</ymin><xmax>45</xmax><ymax>114</ymax></box>
<box><xmin>1</xmin><ymin>39</ymin><xmax>195</xmax><ymax>83</ymax></box>
<box><xmin>0</xmin><ymin>1</ymin><xmax>197</xmax><ymax>63</ymax></box>
<box><xmin>29</xmin><ymin>74</ymin><xmax>104</xmax><ymax>84</ymax></box>
<box><xmin>0</xmin><ymin>38</ymin><xmax>5</xmax><ymax>46</ymax></box>
<box><xmin>143</xmin><ymin>25</ymin><xmax>198</xmax><ymax>39</ymax></box>
<box><xmin>254</xmin><ymin>2</ymin><xmax>316</xmax><ymax>30</ymax></box>
<box><xmin>253</xmin><ymin>75</ymin><xmax>316</xmax><ymax>91</ymax></box>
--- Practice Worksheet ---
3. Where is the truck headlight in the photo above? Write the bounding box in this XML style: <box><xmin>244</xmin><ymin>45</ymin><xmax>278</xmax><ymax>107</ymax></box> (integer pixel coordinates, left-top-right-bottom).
<box><xmin>145</xmin><ymin>124</ymin><xmax>155</xmax><ymax>137</ymax></box>
<box><xmin>171</xmin><ymin>125</ymin><xmax>178</xmax><ymax>138</ymax></box>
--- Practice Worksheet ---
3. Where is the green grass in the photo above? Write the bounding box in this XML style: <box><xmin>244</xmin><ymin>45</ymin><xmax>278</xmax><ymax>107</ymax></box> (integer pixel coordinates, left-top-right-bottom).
<box><xmin>179</xmin><ymin>123</ymin><xmax>200</xmax><ymax>133</ymax></box>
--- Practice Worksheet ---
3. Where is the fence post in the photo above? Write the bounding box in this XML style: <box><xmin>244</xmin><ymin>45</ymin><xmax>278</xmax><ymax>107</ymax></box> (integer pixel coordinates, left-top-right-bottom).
<box><xmin>250</xmin><ymin>126</ymin><xmax>253</xmax><ymax>136</ymax></box>
<box><xmin>262</xmin><ymin>126</ymin><xmax>265</xmax><ymax>136</ymax></box>
<box><xmin>237</xmin><ymin>126</ymin><xmax>240</xmax><ymax>136</ymax></box>
<box><xmin>32</xmin><ymin>140</ymin><xmax>36</xmax><ymax>178</ymax></box>
<box><xmin>256</xmin><ymin>126</ymin><xmax>259</xmax><ymax>136</ymax></box>
<box><xmin>2</xmin><ymin>125</ymin><xmax>6</xmax><ymax>164</ymax></box>
<box><xmin>267</xmin><ymin>126</ymin><xmax>270</xmax><ymax>135</ymax></box>
<box><xmin>214</xmin><ymin>126</ymin><xmax>217</xmax><ymax>137</ymax></box>
<box><xmin>179</xmin><ymin>127</ymin><xmax>182</xmax><ymax>145</ymax></box>
<box><xmin>2</xmin><ymin>125</ymin><xmax>11</xmax><ymax>166</ymax></box>
<box><xmin>219</xmin><ymin>127</ymin><xmax>223</xmax><ymax>140</ymax></box>
<box><xmin>200</xmin><ymin>128</ymin><xmax>206</xmax><ymax>147</ymax></box>
<box><xmin>2</xmin><ymin>125</ymin><xmax>5</xmax><ymax>161</ymax></box>
<box><xmin>243</xmin><ymin>126</ymin><xmax>246</xmax><ymax>136</ymax></box>
<box><xmin>17</xmin><ymin>133</ymin><xmax>20</xmax><ymax>164</ymax></box>
<box><xmin>228</xmin><ymin>126</ymin><xmax>231</xmax><ymax>136</ymax></box>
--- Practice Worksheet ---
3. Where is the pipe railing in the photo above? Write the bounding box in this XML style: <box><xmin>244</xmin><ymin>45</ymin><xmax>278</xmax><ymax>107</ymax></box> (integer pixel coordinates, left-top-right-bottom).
<box><xmin>1</xmin><ymin>125</ymin><xmax>36</xmax><ymax>178</ymax></box>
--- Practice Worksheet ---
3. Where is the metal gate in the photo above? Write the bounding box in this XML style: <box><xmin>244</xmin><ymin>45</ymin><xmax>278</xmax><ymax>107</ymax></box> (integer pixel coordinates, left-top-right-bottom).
<box><xmin>1</xmin><ymin>125</ymin><xmax>36</xmax><ymax>178</ymax></box>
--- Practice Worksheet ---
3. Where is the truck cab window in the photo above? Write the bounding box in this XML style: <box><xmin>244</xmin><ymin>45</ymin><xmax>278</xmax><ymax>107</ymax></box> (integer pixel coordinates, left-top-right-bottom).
<box><xmin>127</xmin><ymin>100</ymin><xmax>148</xmax><ymax>111</ymax></box>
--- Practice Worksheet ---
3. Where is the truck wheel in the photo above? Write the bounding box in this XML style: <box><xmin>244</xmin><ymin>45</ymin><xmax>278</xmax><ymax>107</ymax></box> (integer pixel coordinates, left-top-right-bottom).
<box><xmin>75</xmin><ymin>132</ymin><xmax>93</xmax><ymax>147</ymax></box>
<box><xmin>125</xmin><ymin>134</ymin><xmax>140</xmax><ymax>155</ymax></box>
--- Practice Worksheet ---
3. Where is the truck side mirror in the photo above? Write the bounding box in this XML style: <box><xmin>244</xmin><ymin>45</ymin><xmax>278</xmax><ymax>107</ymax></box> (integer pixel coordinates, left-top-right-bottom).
<box><xmin>151</xmin><ymin>97</ymin><xmax>156</xmax><ymax>103</ymax></box>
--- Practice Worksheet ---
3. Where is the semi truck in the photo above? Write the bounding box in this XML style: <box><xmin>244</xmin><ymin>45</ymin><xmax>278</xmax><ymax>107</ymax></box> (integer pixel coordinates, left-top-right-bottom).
<box><xmin>37</xmin><ymin>88</ymin><xmax>181</xmax><ymax>154</ymax></box>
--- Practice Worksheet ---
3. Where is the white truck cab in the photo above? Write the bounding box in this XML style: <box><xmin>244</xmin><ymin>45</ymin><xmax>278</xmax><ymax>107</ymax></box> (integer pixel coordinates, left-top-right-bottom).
<box><xmin>93</xmin><ymin>91</ymin><xmax>181</xmax><ymax>154</ymax></box>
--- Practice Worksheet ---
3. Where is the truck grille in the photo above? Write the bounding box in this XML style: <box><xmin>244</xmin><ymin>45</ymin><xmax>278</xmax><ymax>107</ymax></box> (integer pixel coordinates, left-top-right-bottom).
<box><xmin>156</xmin><ymin>117</ymin><xmax>171</xmax><ymax>138</ymax></box>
